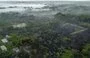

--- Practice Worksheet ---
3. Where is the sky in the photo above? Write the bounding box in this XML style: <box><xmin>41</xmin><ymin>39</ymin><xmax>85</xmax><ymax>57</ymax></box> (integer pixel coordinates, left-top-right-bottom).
<box><xmin>0</xmin><ymin>0</ymin><xmax>89</xmax><ymax>1</ymax></box>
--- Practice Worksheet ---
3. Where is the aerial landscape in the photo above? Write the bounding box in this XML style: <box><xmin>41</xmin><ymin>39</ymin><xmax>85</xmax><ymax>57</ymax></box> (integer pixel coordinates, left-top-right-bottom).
<box><xmin>0</xmin><ymin>0</ymin><xmax>90</xmax><ymax>58</ymax></box>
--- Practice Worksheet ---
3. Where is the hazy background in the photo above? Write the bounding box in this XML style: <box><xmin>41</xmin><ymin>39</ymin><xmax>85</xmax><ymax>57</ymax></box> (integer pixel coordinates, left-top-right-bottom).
<box><xmin>0</xmin><ymin>0</ymin><xmax>90</xmax><ymax>1</ymax></box>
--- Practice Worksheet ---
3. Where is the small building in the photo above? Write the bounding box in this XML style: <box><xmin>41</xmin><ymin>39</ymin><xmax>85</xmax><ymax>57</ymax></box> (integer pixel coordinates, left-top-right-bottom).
<box><xmin>6</xmin><ymin>35</ymin><xmax>11</xmax><ymax>38</ymax></box>
<box><xmin>1</xmin><ymin>38</ymin><xmax>8</xmax><ymax>43</ymax></box>
<box><xmin>12</xmin><ymin>23</ymin><xmax>27</xmax><ymax>28</ymax></box>
<box><xmin>13</xmin><ymin>47</ymin><xmax>20</xmax><ymax>53</ymax></box>
<box><xmin>0</xmin><ymin>45</ymin><xmax>7</xmax><ymax>51</ymax></box>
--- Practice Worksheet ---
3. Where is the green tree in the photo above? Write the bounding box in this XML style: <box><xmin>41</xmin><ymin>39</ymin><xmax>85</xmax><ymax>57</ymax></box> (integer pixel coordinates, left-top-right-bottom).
<box><xmin>61</xmin><ymin>49</ymin><xmax>74</xmax><ymax>58</ymax></box>
<box><xmin>82</xmin><ymin>44</ymin><xmax>90</xmax><ymax>58</ymax></box>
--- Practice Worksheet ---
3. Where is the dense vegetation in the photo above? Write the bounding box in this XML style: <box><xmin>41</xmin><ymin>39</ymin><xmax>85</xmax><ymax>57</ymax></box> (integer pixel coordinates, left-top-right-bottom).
<box><xmin>0</xmin><ymin>11</ymin><xmax>90</xmax><ymax>58</ymax></box>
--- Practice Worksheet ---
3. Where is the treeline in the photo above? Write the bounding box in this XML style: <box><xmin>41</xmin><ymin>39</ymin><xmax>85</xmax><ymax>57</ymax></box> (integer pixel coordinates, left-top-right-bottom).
<box><xmin>55</xmin><ymin>12</ymin><xmax>90</xmax><ymax>28</ymax></box>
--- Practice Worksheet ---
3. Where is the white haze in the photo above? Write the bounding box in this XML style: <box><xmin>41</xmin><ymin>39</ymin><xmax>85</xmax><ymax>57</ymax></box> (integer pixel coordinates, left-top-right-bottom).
<box><xmin>0</xmin><ymin>0</ymin><xmax>90</xmax><ymax>1</ymax></box>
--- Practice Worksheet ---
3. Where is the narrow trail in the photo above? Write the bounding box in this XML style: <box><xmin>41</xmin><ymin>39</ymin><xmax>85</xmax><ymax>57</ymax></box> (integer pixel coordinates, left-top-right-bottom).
<box><xmin>70</xmin><ymin>28</ymin><xmax>88</xmax><ymax>35</ymax></box>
